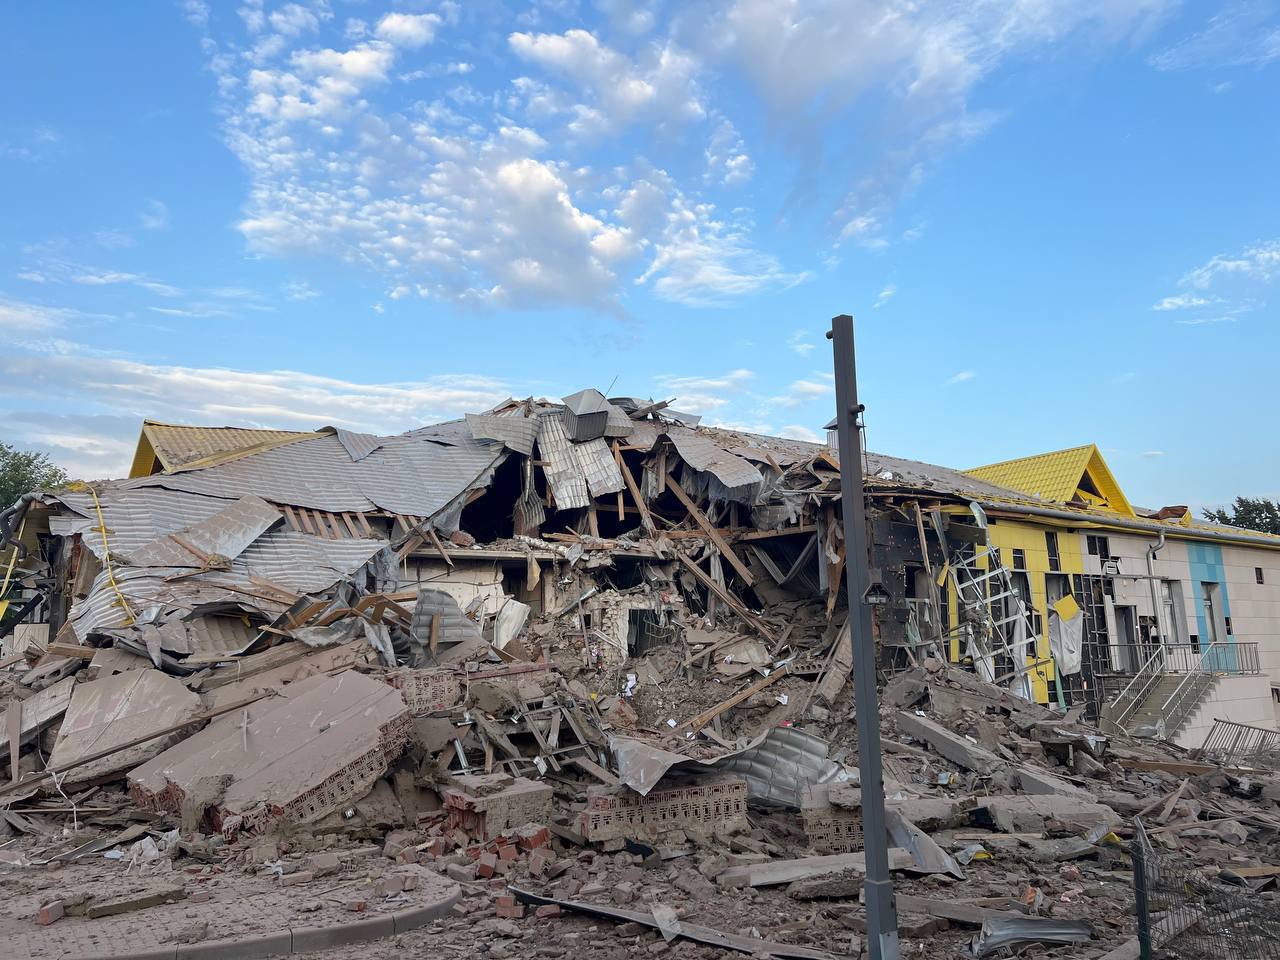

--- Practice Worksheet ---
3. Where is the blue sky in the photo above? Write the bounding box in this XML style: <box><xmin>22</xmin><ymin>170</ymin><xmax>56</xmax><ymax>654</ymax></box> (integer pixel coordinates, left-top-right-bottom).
<box><xmin>1</xmin><ymin>1</ymin><xmax>1277</xmax><ymax>509</ymax></box>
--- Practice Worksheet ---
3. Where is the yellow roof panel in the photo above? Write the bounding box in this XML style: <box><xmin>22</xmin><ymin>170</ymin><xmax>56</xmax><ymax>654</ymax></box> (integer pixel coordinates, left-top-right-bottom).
<box><xmin>966</xmin><ymin>444</ymin><xmax>1135</xmax><ymax>517</ymax></box>
<box><xmin>966</xmin><ymin>445</ymin><xmax>1094</xmax><ymax>503</ymax></box>
<box><xmin>129</xmin><ymin>421</ymin><xmax>322</xmax><ymax>477</ymax></box>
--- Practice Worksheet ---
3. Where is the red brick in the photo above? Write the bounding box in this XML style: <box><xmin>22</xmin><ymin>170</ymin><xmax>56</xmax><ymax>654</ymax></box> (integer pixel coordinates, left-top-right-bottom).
<box><xmin>476</xmin><ymin>852</ymin><xmax>499</xmax><ymax>878</ymax></box>
<box><xmin>344</xmin><ymin>899</ymin><xmax>369</xmax><ymax>913</ymax></box>
<box><xmin>535</xmin><ymin>904</ymin><xmax>561</xmax><ymax>919</ymax></box>
<box><xmin>35</xmin><ymin>901</ymin><xmax>63</xmax><ymax>926</ymax></box>
<box><xmin>495</xmin><ymin>901</ymin><xmax>526</xmax><ymax>919</ymax></box>
<box><xmin>528</xmin><ymin>847</ymin><xmax>556</xmax><ymax>877</ymax></box>
<box><xmin>515</xmin><ymin>824</ymin><xmax>552</xmax><ymax>850</ymax></box>
<box><xmin>497</xmin><ymin>843</ymin><xmax>518</xmax><ymax>862</ymax></box>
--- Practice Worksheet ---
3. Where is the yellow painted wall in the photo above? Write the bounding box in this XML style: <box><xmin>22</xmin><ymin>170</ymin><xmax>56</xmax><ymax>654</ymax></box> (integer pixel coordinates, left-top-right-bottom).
<box><xmin>945</xmin><ymin>516</ymin><xmax>1085</xmax><ymax>704</ymax></box>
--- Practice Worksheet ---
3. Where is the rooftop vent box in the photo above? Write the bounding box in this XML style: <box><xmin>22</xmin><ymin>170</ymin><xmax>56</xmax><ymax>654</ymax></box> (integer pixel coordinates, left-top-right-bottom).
<box><xmin>561</xmin><ymin>388</ymin><xmax>612</xmax><ymax>442</ymax></box>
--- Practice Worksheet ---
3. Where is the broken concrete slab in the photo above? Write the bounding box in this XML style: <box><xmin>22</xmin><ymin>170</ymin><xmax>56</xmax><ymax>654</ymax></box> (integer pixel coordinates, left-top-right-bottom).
<box><xmin>48</xmin><ymin>668</ymin><xmax>203</xmax><ymax>784</ymax></box>
<box><xmin>1013</xmin><ymin>763</ymin><xmax>1098</xmax><ymax>801</ymax></box>
<box><xmin>717</xmin><ymin>849</ymin><xmax>914</xmax><ymax>888</ymax></box>
<box><xmin>975</xmin><ymin>795</ymin><xmax>1119</xmax><ymax>834</ymax></box>
<box><xmin>129</xmin><ymin>670</ymin><xmax>410</xmax><ymax>837</ymax></box>
<box><xmin>895</xmin><ymin>711</ymin><xmax>1005</xmax><ymax>775</ymax></box>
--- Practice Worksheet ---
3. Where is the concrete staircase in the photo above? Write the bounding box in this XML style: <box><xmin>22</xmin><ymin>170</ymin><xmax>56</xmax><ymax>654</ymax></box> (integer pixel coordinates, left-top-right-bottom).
<box><xmin>1123</xmin><ymin>671</ymin><xmax>1218</xmax><ymax>740</ymax></box>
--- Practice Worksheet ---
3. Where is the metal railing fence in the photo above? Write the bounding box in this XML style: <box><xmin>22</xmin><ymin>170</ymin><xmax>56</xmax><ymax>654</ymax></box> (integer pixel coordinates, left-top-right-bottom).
<box><xmin>1132</xmin><ymin>817</ymin><xmax>1280</xmax><ymax>959</ymax></box>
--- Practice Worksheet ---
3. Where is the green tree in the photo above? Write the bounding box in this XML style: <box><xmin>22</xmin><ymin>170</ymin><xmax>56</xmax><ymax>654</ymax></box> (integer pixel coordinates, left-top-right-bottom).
<box><xmin>0</xmin><ymin>441</ymin><xmax>69</xmax><ymax>509</ymax></box>
<box><xmin>1204</xmin><ymin>497</ymin><xmax>1280</xmax><ymax>536</ymax></box>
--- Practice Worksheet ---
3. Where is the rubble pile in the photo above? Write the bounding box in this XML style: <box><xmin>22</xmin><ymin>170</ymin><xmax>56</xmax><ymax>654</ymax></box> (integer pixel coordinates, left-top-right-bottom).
<box><xmin>1</xmin><ymin>392</ymin><xmax>1279</xmax><ymax>959</ymax></box>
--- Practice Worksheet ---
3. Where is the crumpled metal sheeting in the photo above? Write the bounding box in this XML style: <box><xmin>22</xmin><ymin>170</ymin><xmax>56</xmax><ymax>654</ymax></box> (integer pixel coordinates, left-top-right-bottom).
<box><xmin>55</xmin><ymin>486</ymin><xmax>236</xmax><ymax>563</ymax></box>
<box><xmin>411</xmin><ymin>589</ymin><xmax>483</xmax><ymax>650</ymax></box>
<box><xmin>537</xmin><ymin>410</ymin><xmax>590</xmax><ymax>509</ymax></box>
<box><xmin>603</xmin><ymin>403</ymin><xmax>634</xmax><ymax>438</ymax></box>
<box><xmin>667</xmin><ymin>426</ymin><xmax>764</xmax><ymax>503</ymax></box>
<box><xmin>68</xmin><ymin>566</ymin><xmax>291</xmax><ymax>640</ymax></box>
<box><xmin>970</xmin><ymin>916</ymin><xmax>1093</xmax><ymax>957</ymax></box>
<box><xmin>612</xmin><ymin>726</ymin><xmax>852</xmax><ymax>803</ymax></box>
<box><xmin>124</xmin><ymin>495</ymin><xmax>282</xmax><ymax>568</ymax></box>
<box><xmin>136</xmin><ymin>434</ymin><xmax>375</xmax><ymax>511</ymax></box>
<box><xmin>228</xmin><ymin>532</ymin><xmax>386</xmax><ymax>593</ymax></box>
<box><xmin>105</xmin><ymin>614</ymin><xmax>259</xmax><ymax>659</ymax></box>
<box><xmin>134</xmin><ymin>431</ymin><xmax>507</xmax><ymax>520</ymax></box>
<box><xmin>353</xmin><ymin>436</ymin><xmax>505</xmax><ymax>520</ymax></box>
<box><xmin>572</xmin><ymin>437</ymin><xmax>625</xmax><ymax>498</ymax></box>
<box><xmin>466</xmin><ymin>413</ymin><xmax>538</xmax><ymax>456</ymax></box>
<box><xmin>329</xmin><ymin>427</ymin><xmax>386</xmax><ymax>462</ymax></box>
<box><xmin>708</xmin><ymin>726</ymin><xmax>854</xmax><ymax>809</ymax></box>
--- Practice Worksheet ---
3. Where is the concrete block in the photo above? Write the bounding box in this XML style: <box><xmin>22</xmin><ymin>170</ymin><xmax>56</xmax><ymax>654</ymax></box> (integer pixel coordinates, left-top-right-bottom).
<box><xmin>35</xmin><ymin>901</ymin><xmax>63</xmax><ymax>925</ymax></box>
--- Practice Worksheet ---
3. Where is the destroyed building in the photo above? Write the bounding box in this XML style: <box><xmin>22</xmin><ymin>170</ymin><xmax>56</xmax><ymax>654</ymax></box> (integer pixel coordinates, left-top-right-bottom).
<box><xmin>3</xmin><ymin>392</ymin><xmax>1280</xmax><ymax>959</ymax></box>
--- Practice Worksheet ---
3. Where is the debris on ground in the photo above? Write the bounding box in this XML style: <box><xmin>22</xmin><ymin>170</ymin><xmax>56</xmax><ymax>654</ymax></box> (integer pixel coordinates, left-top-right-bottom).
<box><xmin>0</xmin><ymin>392</ymin><xmax>1277</xmax><ymax>959</ymax></box>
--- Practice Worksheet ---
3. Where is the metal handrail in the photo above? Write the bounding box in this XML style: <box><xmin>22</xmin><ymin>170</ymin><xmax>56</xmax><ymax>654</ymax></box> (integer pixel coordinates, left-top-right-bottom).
<box><xmin>1111</xmin><ymin>646</ymin><xmax>1168</xmax><ymax>730</ymax></box>
<box><xmin>1157</xmin><ymin>640</ymin><xmax>1229</xmax><ymax>739</ymax></box>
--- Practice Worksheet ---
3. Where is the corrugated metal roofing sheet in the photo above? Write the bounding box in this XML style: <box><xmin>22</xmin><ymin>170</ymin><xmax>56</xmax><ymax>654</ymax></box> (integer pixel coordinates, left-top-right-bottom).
<box><xmin>466</xmin><ymin>413</ymin><xmax>538</xmax><ymax>456</ymax></box>
<box><xmin>329</xmin><ymin>428</ymin><xmax>386</xmax><ymax>462</ymax></box>
<box><xmin>573</xmin><ymin>437</ymin><xmax>625</xmax><ymax>498</ymax></box>
<box><xmin>965</xmin><ymin>445</ymin><xmax>1096</xmax><ymax>504</ymax></box>
<box><xmin>132</xmin><ymin>432</ymin><xmax>504</xmax><ymax>518</ymax></box>
<box><xmin>141</xmin><ymin>421</ymin><xmax>320</xmax><ymax>472</ymax></box>
<box><xmin>668</xmin><ymin>426</ymin><xmax>764</xmax><ymax>494</ymax></box>
<box><xmin>536</xmin><ymin>410</ymin><xmax>590</xmax><ymax>509</ymax></box>
<box><xmin>125</xmin><ymin>495</ymin><xmax>282</xmax><ymax>567</ymax></box>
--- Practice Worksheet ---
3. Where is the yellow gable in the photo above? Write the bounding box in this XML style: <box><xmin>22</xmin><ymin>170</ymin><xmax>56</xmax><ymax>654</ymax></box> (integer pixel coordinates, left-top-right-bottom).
<box><xmin>966</xmin><ymin>444</ymin><xmax>1136</xmax><ymax>517</ymax></box>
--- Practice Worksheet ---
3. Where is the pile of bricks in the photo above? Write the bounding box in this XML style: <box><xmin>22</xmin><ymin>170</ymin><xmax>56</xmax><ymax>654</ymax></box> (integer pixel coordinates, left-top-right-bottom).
<box><xmin>801</xmin><ymin>782</ymin><xmax>864</xmax><ymax>853</ymax></box>
<box><xmin>443</xmin><ymin>774</ymin><xmax>554</xmax><ymax>841</ymax></box>
<box><xmin>578</xmin><ymin>775</ymin><xmax>748</xmax><ymax>841</ymax></box>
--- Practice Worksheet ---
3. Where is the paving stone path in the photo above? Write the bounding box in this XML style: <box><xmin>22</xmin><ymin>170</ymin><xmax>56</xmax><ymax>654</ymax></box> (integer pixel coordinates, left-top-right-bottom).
<box><xmin>0</xmin><ymin>857</ymin><xmax>459</xmax><ymax>960</ymax></box>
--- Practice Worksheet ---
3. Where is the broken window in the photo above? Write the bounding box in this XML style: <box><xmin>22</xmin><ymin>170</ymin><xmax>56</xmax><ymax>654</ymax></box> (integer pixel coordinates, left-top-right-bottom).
<box><xmin>1011</xmin><ymin>547</ymin><xmax>1026</xmax><ymax>570</ymax></box>
<box><xmin>1086</xmin><ymin>535</ymin><xmax>1110</xmax><ymax>560</ymax></box>
<box><xmin>1045</xmin><ymin>531</ymin><xmax>1061</xmax><ymax>572</ymax></box>
<box><xmin>1258</xmin><ymin>567</ymin><xmax>1266</xmax><ymax>585</ymax></box>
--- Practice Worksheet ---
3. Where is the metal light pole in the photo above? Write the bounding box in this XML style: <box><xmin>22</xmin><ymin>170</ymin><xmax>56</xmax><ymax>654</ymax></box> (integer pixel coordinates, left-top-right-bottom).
<box><xmin>827</xmin><ymin>314</ymin><xmax>900</xmax><ymax>960</ymax></box>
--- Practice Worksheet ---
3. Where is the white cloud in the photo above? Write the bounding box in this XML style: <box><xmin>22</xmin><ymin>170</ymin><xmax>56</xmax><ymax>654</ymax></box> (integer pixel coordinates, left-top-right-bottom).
<box><xmin>788</xmin><ymin>330</ymin><xmax>815</xmax><ymax>356</ymax></box>
<box><xmin>1141</xmin><ymin>450</ymin><xmax>1166</xmax><ymax>457</ymax></box>
<box><xmin>1174</xmin><ymin>316</ymin><xmax>1236</xmax><ymax>326</ymax></box>
<box><xmin>635</xmin><ymin>194</ymin><xmax>808</xmax><ymax>305</ymax></box>
<box><xmin>944</xmin><ymin>370</ymin><xmax>976</xmax><ymax>386</ymax></box>
<box><xmin>652</xmin><ymin>368</ymin><xmax>754</xmax><ymax>410</ymax></box>
<box><xmin>509</xmin><ymin>28</ymin><xmax>704</xmax><ymax>134</ymax></box>
<box><xmin>778</xmin><ymin>424</ymin><xmax>822</xmax><ymax>443</ymax></box>
<box><xmin>375</xmin><ymin>12</ymin><xmax>442</xmax><ymax>48</ymax></box>
<box><xmin>874</xmin><ymin>283</ymin><xmax>896</xmax><ymax>308</ymax></box>
<box><xmin>140</xmin><ymin>199</ymin><xmax>170</xmax><ymax>230</ymax></box>
<box><xmin>713</xmin><ymin>0</ymin><xmax>1171</xmax><ymax>244</ymax></box>
<box><xmin>704</xmin><ymin>118</ymin><xmax>753</xmax><ymax>186</ymax></box>
<box><xmin>1180</xmin><ymin>239</ymin><xmax>1280</xmax><ymax>289</ymax></box>
<box><xmin>0</xmin><ymin>344</ymin><xmax>517</xmax><ymax>477</ymax></box>
<box><xmin>0</xmin><ymin>297</ymin><xmax>78</xmax><ymax>331</ymax></box>
<box><xmin>283</xmin><ymin>279</ymin><xmax>319</xmax><ymax>301</ymax></box>
<box><xmin>767</xmin><ymin>377</ymin><xmax>833</xmax><ymax>408</ymax></box>
<box><xmin>270</xmin><ymin>3</ymin><xmax>324</xmax><ymax>38</ymax></box>
<box><xmin>1148</xmin><ymin>3</ymin><xmax>1280</xmax><ymax>71</ymax></box>
<box><xmin>1152</xmin><ymin>292</ymin><xmax>1210</xmax><ymax>310</ymax></box>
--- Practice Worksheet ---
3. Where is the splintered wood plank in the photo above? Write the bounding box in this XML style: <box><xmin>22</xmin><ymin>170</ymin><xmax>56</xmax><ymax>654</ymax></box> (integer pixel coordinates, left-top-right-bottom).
<box><xmin>676</xmin><ymin>552</ymin><xmax>775</xmax><ymax>643</ymax></box>
<box><xmin>341</xmin><ymin>512</ymin><xmax>361</xmax><ymax>538</ymax></box>
<box><xmin>677</xmin><ymin>666</ymin><xmax>788</xmax><ymax>733</ymax></box>
<box><xmin>664</xmin><ymin>473</ymin><xmax>754</xmax><ymax>586</ymax></box>
<box><xmin>611</xmin><ymin>441</ymin><xmax>655</xmax><ymax>534</ymax></box>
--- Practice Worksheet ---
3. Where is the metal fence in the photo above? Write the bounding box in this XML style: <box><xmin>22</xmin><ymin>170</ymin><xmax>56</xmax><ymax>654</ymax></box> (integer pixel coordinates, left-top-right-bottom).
<box><xmin>1132</xmin><ymin>817</ymin><xmax>1280</xmax><ymax>958</ymax></box>
<box><xmin>1198</xmin><ymin>718</ymin><xmax>1280</xmax><ymax>768</ymax></box>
